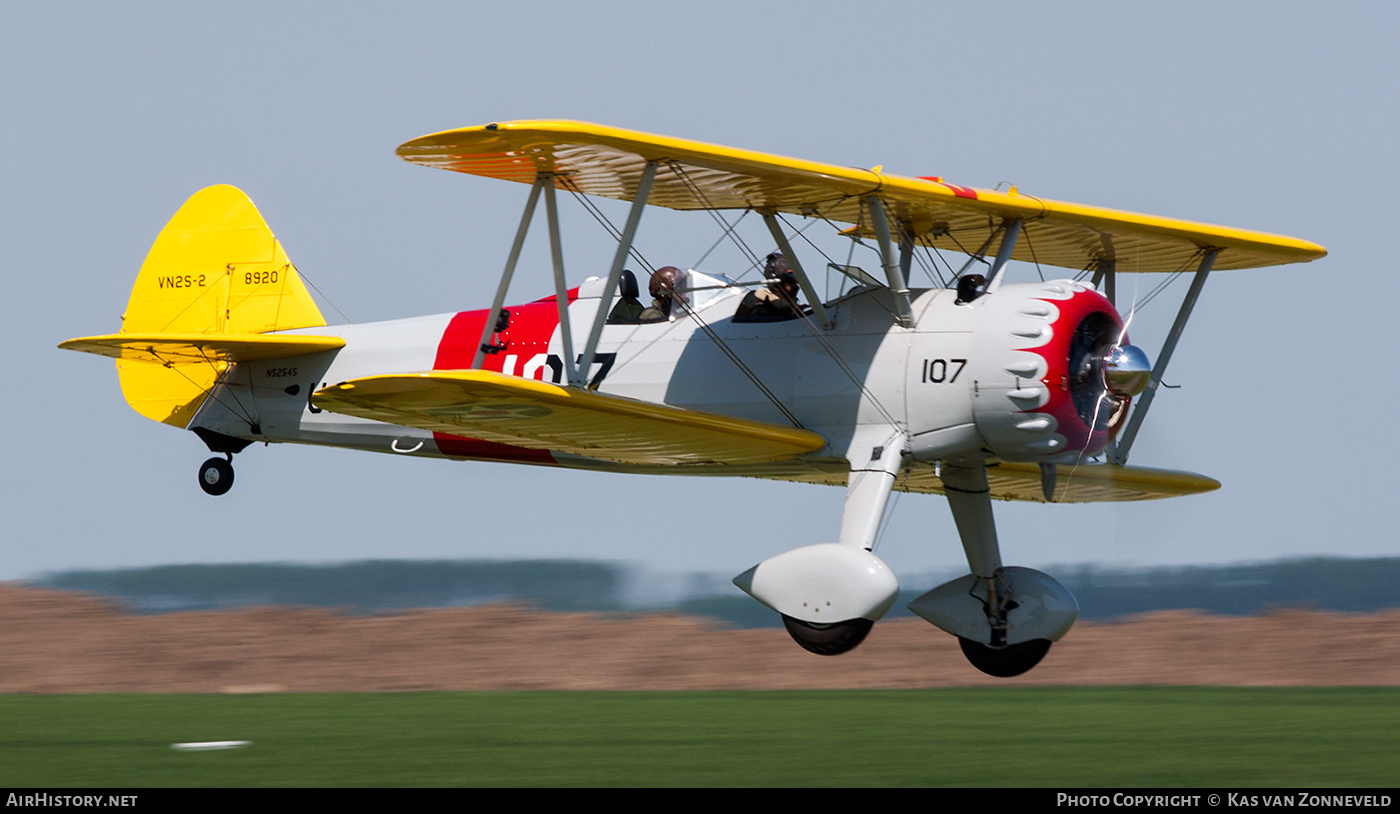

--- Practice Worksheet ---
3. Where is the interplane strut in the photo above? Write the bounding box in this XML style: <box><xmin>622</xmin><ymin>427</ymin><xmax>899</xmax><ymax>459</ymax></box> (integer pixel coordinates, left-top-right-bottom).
<box><xmin>473</xmin><ymin>176</ymin><xmax>546</xmax><ymax>370</ymax></box>
<box><xmin>1109</xmin><ymin>249</ymin><xmax>1218</xmax><ymax>465</ymax></box>
<box><xmin>760</xmin><ymin>210</ymin><xmax>832</xmax><ymax>330</ymax></box>
<box><xmin>578</xmin><ymin>161</ymin><xmax>658</xmax><ymax>387</ymax></box>
<box><xmin>864</xmin><ymin>197</ymin><xmax>914</xmax><ymax>327</ymax></box>
<box><xmin>983</xmin><ymin>219</ymin><xmax>1023</xmax><ymax>293</ymax></box>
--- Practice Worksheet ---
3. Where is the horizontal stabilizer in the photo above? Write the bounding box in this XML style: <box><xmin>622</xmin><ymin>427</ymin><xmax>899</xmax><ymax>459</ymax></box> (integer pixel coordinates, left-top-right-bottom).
<box><xmin>59</xmin><ymin>333</ymin><xmax>345</xmax><ymax>365</ymax></box>
<box><xmin>312</xmin><ymin>370</ymin><xmax>827</xmax><ymax>466</ymax></box>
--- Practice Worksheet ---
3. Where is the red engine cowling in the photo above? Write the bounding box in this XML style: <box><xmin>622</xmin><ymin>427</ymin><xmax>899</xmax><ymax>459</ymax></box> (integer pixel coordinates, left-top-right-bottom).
<box><xmin>968</xmin><ymin>280</ymin><xmax>1133</xmax><ymax>463</ymax></box>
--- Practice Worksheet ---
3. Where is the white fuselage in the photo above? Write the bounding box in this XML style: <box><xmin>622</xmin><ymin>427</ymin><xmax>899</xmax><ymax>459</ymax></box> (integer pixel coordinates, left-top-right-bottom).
<box><xmin>189</xmin><ymin>271</ymin><xmax>1115</xmax><ymax>472</ymax></box>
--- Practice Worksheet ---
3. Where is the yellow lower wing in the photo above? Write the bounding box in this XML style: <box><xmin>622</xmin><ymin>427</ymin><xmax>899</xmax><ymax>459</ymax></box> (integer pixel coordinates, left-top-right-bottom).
<box><xmin>312</xmin><ymin>370</ymin><xmax>828</xmax><ymax>466</ymax></box>
<box><xmin>765</xmin><ymin>460</ymin><xmax>1219</xmax><ymax>503</ymax></box>
<box><xmin>985</xmin><ymin>462</ymin><xmax>1219</xmax><ymax>502</ymax></box>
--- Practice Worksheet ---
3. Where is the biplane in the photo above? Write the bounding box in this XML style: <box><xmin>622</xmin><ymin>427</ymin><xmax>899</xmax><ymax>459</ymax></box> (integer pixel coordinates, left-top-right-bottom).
<box><xmin>61</xmin><ymin>121</ymin><xmax>1325</xmax><ymax>676</ymax></box>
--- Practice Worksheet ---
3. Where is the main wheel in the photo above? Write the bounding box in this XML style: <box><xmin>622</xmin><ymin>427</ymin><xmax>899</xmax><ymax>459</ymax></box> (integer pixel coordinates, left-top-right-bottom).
<box><xmin>781</xmin><ymin>615</ymin><xmax>874</xmax><ymax>656</ymax></box>
<box><xmin>198</xmin><ymin>457</ymin><xmax>234</xmax><ymax>496</ymax></box>
<box><xmin>958</xmin><ymin>637</ymin><xmax>1052</xmax><ymax>677</ymax></box>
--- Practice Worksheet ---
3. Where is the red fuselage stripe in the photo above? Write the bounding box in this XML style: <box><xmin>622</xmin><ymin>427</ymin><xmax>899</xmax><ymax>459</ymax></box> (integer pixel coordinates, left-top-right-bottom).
<box><xmin>430</xmin><ymin>291</ymin><xmax>576</xmax><ymax>463</ymax></box>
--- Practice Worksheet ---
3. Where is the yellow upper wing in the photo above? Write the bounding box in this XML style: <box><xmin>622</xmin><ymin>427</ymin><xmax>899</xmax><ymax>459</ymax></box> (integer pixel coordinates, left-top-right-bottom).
<box><xmin>398</xmin><ymin>120</ymin><xmax>1326</xmax><ymax>273</ymax></box>
<box><xmin>312</xmin><ymin>370</ymin><xmax>827</xmax><ymax>466</ymax></box>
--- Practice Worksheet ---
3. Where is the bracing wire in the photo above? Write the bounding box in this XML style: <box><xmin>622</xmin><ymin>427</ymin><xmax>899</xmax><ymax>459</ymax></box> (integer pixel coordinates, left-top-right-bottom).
<box><xmin>691</xmin><ymin>209</ymin><xmax>751</xmax><ymax>270</ymax></box>
<box><xmin>768</xmin><ymin>214</ymin><xmax>901</xmax><ymax>427</ymax></box>
<box><xmin>928</xmin><ymin>245</ymin><xmax>962</xmax><ymax>286</ymax></box>
<box><xmin>562</xmin><ymin>162</ymin><xmax>804</xmax><ymax>427</ymax></box>
<box><xmin>1020</xmin><ymin>221</ymin><xmax>1046</xmax><ymax>282</ymax></box>
<box><xmin>774</xmin><ymin>212</ymin><xmax>839</xmax><ymax>268</ymax></box>
<box><xmin>149</xmin><ymin>350</ymin><xmax>258</xmax><ymax>428</ymax></box>
<box><xmin>1136</xmin><ymin>269</ymin><xmax>1185</xmax><ymax>310</ymax></box>
<box><xmin>911</xmin><ymin>242</ymin><xmax>948</xmax><ymax>288</ymax></box>
<box><xmin>672</xmin><ymin>296</ymin><xmax>804</xmax><ymax>428</ymax></box>
<box><xmin>667</xmin><ymin>162</ymin><xmax>764</xmax><ymax>276</ymax></box>
<box><xmin>562</xmin><ymin>181</ymin><xmax>656</xmax><ymax>274</ymax></box>
<box><xmin>943</xmin><ymin>227</ymin><xmax>992</xmax><ymax>270</ymax></box>
<box><xmin>290</xmin><ymin>266</ymin><xmax>352</xmax><ymax>324</ymax></box>
<box><xmin>670</xmin><ymin>179</ymin><xmax>898</xmax><ymax>428</ymax></box>
<box><xmin>553</xmin><ymin>168</ymin><xmax>947</xmax><ymax>433</ymax></box>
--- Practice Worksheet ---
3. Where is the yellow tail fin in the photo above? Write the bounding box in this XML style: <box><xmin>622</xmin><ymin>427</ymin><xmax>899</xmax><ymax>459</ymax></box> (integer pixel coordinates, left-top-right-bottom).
<box><xmin>77</xmin><ymin>185</ymin><xmax>331</xmax><ymax>427</ymax></box>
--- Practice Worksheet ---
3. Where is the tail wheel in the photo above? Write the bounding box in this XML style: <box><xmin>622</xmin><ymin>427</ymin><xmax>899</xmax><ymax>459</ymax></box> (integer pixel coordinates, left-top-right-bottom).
<box><xmin>958</xmin><ymin>637</ymin><xmax>1052</xmax><ymax>677</ymax></box>
<box><xmin>198</xmin><ymin>457</ymin><xmax>234</xmax><ymax>496</ymax></box>
<box><xmin>781</xmin><ymin>615</ymin><xmax>874</xmax><ymax>656</ymax></box>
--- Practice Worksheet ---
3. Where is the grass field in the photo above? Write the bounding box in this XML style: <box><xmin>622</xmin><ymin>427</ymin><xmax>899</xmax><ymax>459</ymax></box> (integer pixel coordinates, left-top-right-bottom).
<box><xmin>2</xmin><ymin>688</ymin><xmax>1396</xmax><ymax>786</ymax></box>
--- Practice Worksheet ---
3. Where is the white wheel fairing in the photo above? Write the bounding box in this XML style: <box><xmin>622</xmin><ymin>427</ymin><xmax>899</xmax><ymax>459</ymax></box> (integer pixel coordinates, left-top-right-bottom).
<box><xmin>733</xmin><ymin>543</ymin><xmax>899</xmax><ymax>624</ymax></box>
<box><xmin>906</xmin><ymin>566</ymin><xmax>1079</xmax><ymax>645</ymax></box>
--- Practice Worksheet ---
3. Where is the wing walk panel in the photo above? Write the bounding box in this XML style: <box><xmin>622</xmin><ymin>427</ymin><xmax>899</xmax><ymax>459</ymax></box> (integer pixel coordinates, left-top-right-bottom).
<box><xmin>312</xmin><ymin>370</ymin><xmax>828</xmax><ymax>466</ymax></box>
<box><xmin>398</xmin><ymin>120</ymin><xmax>1326</xmax><ymax>272</ymax></box>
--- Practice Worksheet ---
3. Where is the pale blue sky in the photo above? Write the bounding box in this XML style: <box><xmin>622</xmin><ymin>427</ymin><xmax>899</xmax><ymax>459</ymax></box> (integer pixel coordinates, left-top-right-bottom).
<box><xmin>4</xmin><ymin>2</ymin><xmax>1395</xmax><ymax>582</ymax></box>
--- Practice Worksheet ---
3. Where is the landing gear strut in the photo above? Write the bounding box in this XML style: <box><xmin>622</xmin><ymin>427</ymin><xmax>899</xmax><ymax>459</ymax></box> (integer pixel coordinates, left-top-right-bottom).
<box><xmin>734</xmin><ymin>431</ymin><xmax>906</xmax><ymax>659</ymax></box>
<box><xmin>782</xmin><ymin>615</ymin><xmax>873</xmax><ymax>656</ymax></box>
<box><xmin>198</xmin><ymin>455</ymin><xmax>234</xmax><ymax>496</ymax></box>
<box><xmin>932</xmin><ymin>463</ymin><xmax>1069</xmax><ymax>677</ymax></box>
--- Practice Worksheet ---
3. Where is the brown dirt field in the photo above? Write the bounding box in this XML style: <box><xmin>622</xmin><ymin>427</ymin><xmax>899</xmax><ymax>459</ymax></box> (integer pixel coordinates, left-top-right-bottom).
<box><xmin>2</xmin><ymin>584</ymin><xmax>1397</xmax><ymax>692</ymax></box>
